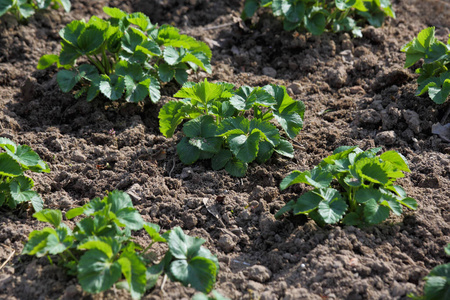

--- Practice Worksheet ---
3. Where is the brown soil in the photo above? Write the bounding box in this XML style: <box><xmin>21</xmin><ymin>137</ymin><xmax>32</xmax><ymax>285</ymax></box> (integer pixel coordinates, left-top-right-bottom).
<box><xmin>1</xmin><ymin>0</ymin><xmax>449</xmax><ymax>299</ymax></box>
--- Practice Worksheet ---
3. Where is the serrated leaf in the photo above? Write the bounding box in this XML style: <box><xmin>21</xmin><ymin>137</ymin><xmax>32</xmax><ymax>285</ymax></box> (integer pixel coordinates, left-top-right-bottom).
<box><xmin>143</xmin><ymin>223</ymin><xmax>166</xmax><ymax>243</ymax></box>
<box><xmin>250</xmin><ymin>119</ymin><xmax>280</xmax><ymax>146</ymax></box>
<box><xmin>380</xmin><ymin>151</ymin><xmax>410</xmax><ymax>172</ymax></box>
<box><xmin>305</xmin><ymin>10</ymin><xmax>326</xmax><ymax>35</ymax></box>
<box><xmin>0</xmin><ymin>137</ymin><xmax>16</xmax><ymax>153</ymax></box>
<box><xmin>6</xmin><ymin>144</ymin><xmax>41</xmax><ymax>168</ymax></box>
<box><xmin>159</xmin><ymin>101</ymin><xmax>188</xmax><ymax>138</ymax></box>
<box><xmin>256</xmin><ymin>141</ymin><xmax>274</xmax><ymax>164</ymax></box>
<box><xmin>216</xmin><ymin>117</ymin><xmax>249</xmax><ymax>137</ymax></box>
<box><xmin>364</xmin><ymin>198</ymin><xmax>390</xmax><ymax>224</ymax></box>
<box><xmin>9</xmin><ymin>176</ymin><xmax>36</xmax><ymax>204</ymax></box>
<box><xmin>57</xmin><ymin>69</ymin><xmax>82</xmax><ymax>93</ymax></box>
<box><xmin>400</xmin><ymin>197</ymin><xmax>418</xmax><ymax>210</ymax></box>
<box><xmin>183</xmin><ymin>115</ymin><xmax>217</xmax><ymax>138</ymax></box>
<box><xmin>158</xmin><ymin>63</ymin><xmax>175</xmax><ymax>82</ymax></box>
<box><xmin>273</xmin><ymin>102</ymin><xmax>303</xmax><ymax>139</ymax></box>
<box><xmin>45</xmin><ymin>227</ymin><xmax>74</xmax><ymax>255</ymax></box>
<box><xmin>342</xmin><ymin>212</ymin><xmax>363</xmax><ymax>226</ymax></box>
<box><xmin>274</xmin><ymin>200</ymin><xmax>295</xmax><ymax>219</ymax></box>
<box><xmin>77</xmin><ymin>25</ymin><xmax>105</xmax><ymax>54</ymax></box>
<box><xmin>317</xmin><ymin>196</ymin><xmax>347</xmax><ymax>224</ymax></box>
<box><xmin>168</xmin><ymin>227</ymin><xmax>205</xmax><ymax>260</ymax></box>
<box><xmin>33</xmin><ymin>209</ymin><xmax>62</xmax><ymax>227</ymax></box>
<box><xmin>293</xmin><ymin>191</ymin><xmax>322</xmax><ymax>214</ymax></box>
<box><xmin>174</xmin><ymin>79</ymin><xmax>226</xmax><ymax>106</ymax></box>
<box><xmin>211</xmin><ymin>149</ymin><xmax>232</xmax><ymax>170</ymax></box>
<box><xmin>169</xmin><ymin>257</ymin><xmax>217</xmax><ymax>293</ymax></box>
<box><xmin>37</xmin><ymin>54</ymin><xmax>59</xmax><ymax>70</ymax></box>
<box><xmin>118</xmin><ymin>251</ymin><xmax>147</xmax><ymax>299</ymax></box>
<box><xmin>0</xmin><ymin>153</ymin><xmax>22</xmax><ymax>177</ymax></box>
<box><xmin>78</xmin><ymin>249</ymin><xmax>122</xmax><ymax>293</ymax></box>
<box><xmin>0</xmin><ymin>1</ymin><xmax>13</xmax><ymax>17</ymax></box>
<box><xmin>224</xmin><ymin>158</ymin><xmax>247</xmax><ymax>177</ymax></box>
<box><xmin>115</xmin><ymin>207</ymin><xmax>144</xmax><ymax>230</ymax></box>
<box><xmin>99</xmin><ymin>74</ymin><xmax>125</xmax><ymax>101</ymax></box>
<box><xmin>177</xmin><ymin>137</ymin><xmax>201</xmax><ymax>165</ymax></box>
<box><xmin>282</xmin><ymin>1</ymin><xmax>305</xmax><ymax>23</ymax></box>
<box><xmin>274</xmin><ymin>139</ymin><xmax>294</xmax><ymax>158</ymax></box>
<box><xmin>22</xmin><ymin>229</ymin><xmax>52</xmax><ymax>257</ymax></box>
<box><xmin>228</xmin><ymin>131</ymin><xmax>260</xmax><ymax>163</ymax></box>
<box><xmin>355</xmin><ymin>158</ymin><xmax>389</xmax><ymax>185</ymax></box>
<box><xmin>103</xmin><ymin>6</ymin><xmax>127</xmax><ymax>19</ymax></box>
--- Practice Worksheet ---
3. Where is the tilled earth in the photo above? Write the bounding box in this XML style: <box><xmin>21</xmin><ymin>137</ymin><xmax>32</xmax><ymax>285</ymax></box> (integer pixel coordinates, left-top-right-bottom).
<box><xmin>0</xmin><ymin>0</ymin><xmax>449</xmax><ymax>299</ymax></box>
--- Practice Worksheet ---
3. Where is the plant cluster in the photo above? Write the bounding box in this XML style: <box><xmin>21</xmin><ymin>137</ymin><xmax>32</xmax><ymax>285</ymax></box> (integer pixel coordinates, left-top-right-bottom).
<box><xmin>23</xmin><ymin>190</ymin><xmax>224</xmax><ymax>299</ymax></box>
<box><xmin>0</xmin><ymin>137</ymin><xmax>49</xmax><ymax>212</ymax></box>
<box><xmin>0</xmin><ymin>0</ymin><xmax>70</xmax><ymax>20</ymax></box>
<box><xmin>402</xmin><ymin>27</ymin><xmax>450</xmax><ymax>104</ymax></box>
<box><xmin>409</xmin><ymin>244</ymin><xmax>450</xmax><ymax>300</ymax></box>
<box><xmin>276</xmin><ymin>146</ymin><xmax>418</xmax><ymax>226</ymax></box>
<box><xmin>242</xmin><ymin>0</ymin><xmax>395</xmax><ymax>37</ymax></box>
<box><xmin>37</xmin><ymin>7</ymin><xmax>212</xmax><ymax>103</ymax></box>
<box><xmin>158</xmin><ymin>79</ymin><xmax>305</xmax><ymax>177</ymax></box>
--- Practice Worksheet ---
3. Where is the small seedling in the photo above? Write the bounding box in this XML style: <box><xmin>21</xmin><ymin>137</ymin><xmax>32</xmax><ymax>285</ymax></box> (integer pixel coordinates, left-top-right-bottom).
<box><xmin>402</xmin><ymin>26</ymin><xmax>450</xmax><ymax>104</ymax></box>
<box><xmin>0</xmin><ymin>137</ymin><xmax>49</xmax><ymax>212</ymax></box>
<box><xmin>158</xmin><ymin>79</ymin><xmax>305</xmax><ymax>177</ymax></box>
<box><xmin>0</xmin><ymin>0</ymin><xmax>71</xmax><ymax>21</ymax></box>
<box><xmin>37</xmin><ymin>7</ymin><xmax>212</xmax><ymax>103</ymax></box>
<box><xmin>276</xmin><ymin>146</ymin><xmax>417</xmax><ymax>226</ymax></box>
<box><xmin>242</xmin><ymin>0</ymin><xmax>395</xmax><ymax>37</ymax></box>
<box><xmin>23</xmin><ymin>190</ymin><xmax>222</xmax><ymax>299</ymax></box>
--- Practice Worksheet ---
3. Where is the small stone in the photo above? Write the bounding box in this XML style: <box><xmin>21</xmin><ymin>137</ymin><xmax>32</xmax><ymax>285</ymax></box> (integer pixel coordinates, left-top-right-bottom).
<box><xmin>180</xmin><ymin>167</ymin><xmax>193</xmax><ymax>179</ymax></box>
<box><xmin>341</xmin><ymin>39</ymin><xmax>354</xmax><ymax>52</ymax></box>
<box><xmin>217</xmin><ymin>234</ymin><xmax>237</xmax><ymax>253</ymax></box>
<box><xmin>403</xmin><ymin>110</ymin><xmax>421</xmax><ymax>134</ymax></box>
<box><xmin>247</xmin><ymin>265</ymin><xmax>272</xmax><ymax>283</ymax></box>
<box><xmin>327</xmin><ymin>65</ymin><xmax>347</xmax><ymax>88</ymax></box>
<box><xmin>72</xmin><ymin>151</ymin><xmax>86</xmax><ymax>163</ymax></box>
<box><xmin>350</xmin><ymin>86</ymin><xmax>365</xmax><ymax>94</ymax></box>
<box><xmin>375</xmin><ymin>131</ymin><xmax>397</xmax><ymax>145</ymax></box>
<box><xmin>262</xmin><ymin>67</ymin><xmax>277</xmax><ymax>78</ymax></box>
<box><xmin>182</xmin><ymin>213</ymin><xmax>198</xmax><ymax>229</ymax></box>
<box><xmin>287</xmin><ymin>83</ymin><xmax>303</xmax><ymax>95</ymax></box>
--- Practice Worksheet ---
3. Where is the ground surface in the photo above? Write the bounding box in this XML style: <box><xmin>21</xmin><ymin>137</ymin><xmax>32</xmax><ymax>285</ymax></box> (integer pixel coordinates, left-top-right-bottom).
<box><xmin>0</xmin><ymin>0</ymin><xmax>449</xmax><ymax>299</ymax></box>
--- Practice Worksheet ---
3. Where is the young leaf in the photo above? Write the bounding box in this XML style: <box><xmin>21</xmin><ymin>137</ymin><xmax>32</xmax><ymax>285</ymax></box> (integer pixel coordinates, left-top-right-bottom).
<box><xmin>274</xmin><ymin>139</ymin><xmax>294</xmax><ymax>158</ymax></box>
<box><xmin>177</xmin><ymin>137</ymin><xmax>201</xmax><ymax>165</ymax></box>
<box><xmin>117</xmin><ymin>251</ymin><xmax>147</xmax><ymax>299</ymax></box>
<box><xmin>77</xmin><ymin>249</ymin><xmax>122</xmax><ymax>293</ymax></box>
<box><xmin>168</xmin><ymin>227</ymin><xmax>205</xmax><ymax>260</ymax></box>
<box><xmin>364</xmin><ymin>198</ymin><xmax>390</xmax><ymax>224</ymax></box>
<box><xmin>169</xmin><ymin>257</ymin><xmax>217</xmax><ymax>293</ymax></box>
<box><xmin>33</xmin><ymin>209</ymin><xmax>62</xmax><ymax>227</ymax></box>
<box><xmin>293</xmin><ymin>190</ymin><xmax>322</xmax><ymax>214</ymax></box>
<box><xmin>228</xmin><ymin>131</ymin><xmax>260</xmax><ymax>164</ymax></box>
<box><xmin>159</xmin><ymin>101</ymin><xmax>188</xmax><ymax>138</ymax></box>
<box><xmin>37</xmin><ymin>54</ymin><xmax>59</xmax><ymax>70</ymax></box>
<box><xmin>143</xmin><ymin>223</ymin><xmax>166</xmax><ymax>243</ymax></box>
<box><xmin>57</xmin><ymin>69</ymin><xmax>82</xmax><ymax>93</ymax></box>
<box><xmin>224</xmin><ymin>158</ymin><xmax>248</xmax><ymax>177</ymax></box>
<box><xmin>0</xmin><ymin>153</ymin><xmax>23</xmax><ymax>177</ymax></box>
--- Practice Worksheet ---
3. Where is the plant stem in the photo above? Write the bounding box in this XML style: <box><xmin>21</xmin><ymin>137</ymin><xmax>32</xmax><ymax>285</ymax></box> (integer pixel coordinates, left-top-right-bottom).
<box><xmin>87</xmin><ymin>55</ymin><xmax>106</xmax><ymax>74</ymax></box>
<box><xmin>66</xmin><ymin>249</ymin><xmax>79</xmax><ymax>263</ymax></box>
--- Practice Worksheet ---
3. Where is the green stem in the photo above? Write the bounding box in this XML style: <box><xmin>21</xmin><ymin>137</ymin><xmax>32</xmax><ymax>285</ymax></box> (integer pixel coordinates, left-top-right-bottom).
<box><xmin>87</xmin><ymin>55</ymin><xmax>106</xmax><ymax>74</ymax></box>
<box><xmin>66</xmin><ymin>249</ymin><xmax>79</xmax><ymax>263</ymax></box>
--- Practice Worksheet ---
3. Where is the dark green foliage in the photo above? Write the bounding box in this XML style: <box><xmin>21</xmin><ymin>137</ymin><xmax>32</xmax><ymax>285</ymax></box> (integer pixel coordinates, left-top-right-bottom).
<box><xmin>0</xmin><ymin>137</ymin><xmax>49</xmax><ymax>212</ymax></box>
<box><xmin>158</xmin><ymin>79</ymin><xmax>305</xmax><ymax>177</ymax></box>
<box><xmin>242</xmin><ymin>0</ymin><xmax>395</xmax><ymax>37</ymax></box>
<box><xmin>402</xmin><ymin>27</ymin><xmax>450</xmax><ymax>104</ymax></box>
<box><xmin>37</xmin><ymin>7</ymin><xmax>212</xmax><ymax>104</ymax></box>
<box><xmin>276</xmin><ymin>147</ymin><xmax>418</xmax><ymax>226</ymax></box>
<box><xmin>23</xmin><ymin>191</ymin><xmax>222</xmax><ymax>299</ymax></box>
<box><xmin>0</xmin><ymin>0</ymin><xmax>70</xmax><ymax>20</ymax></box>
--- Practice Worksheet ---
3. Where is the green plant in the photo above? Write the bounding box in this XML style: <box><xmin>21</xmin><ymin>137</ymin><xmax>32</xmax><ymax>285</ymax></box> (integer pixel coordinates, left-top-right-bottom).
<box><xmin>402</xmin><ymin>27</ymin><xmax>450</xmax><ymax>104</ymax></box>
<box><xmin>22</xmin><ymin>190</ymin><xmax>222</xmax><ymax>299</ymax></box>
<box><xmin>0</xmin><ymin>0</ymin><xmax>70</xmax><ymax>20</ymax></box>
<box><xmin>408</xmin><ymin>244</ymin><xmax>450</xmax><ymax>300</ymax></box>
<box><xmin>37</xmin><ymin>7</ymin><xmax>212</xmax><ymax>103</ymax></box>
<box><xmin>158</xmin><ymin>79</ymin><xmax>305</xmax><ymax>177</ymax></box>
<box><xmin>0</xmin><ymin>137</ymin><xmax>49</xmax><ymax>212</ymax></box>
<box><xmin>242</xmin><ymin>0</ymin><xmax>395</xmax><ymax>37</ymax></box>
<box><xmin>275</xmin><ymin>146</ymin><xmax>417</xmax><ymax>226</ymax></box>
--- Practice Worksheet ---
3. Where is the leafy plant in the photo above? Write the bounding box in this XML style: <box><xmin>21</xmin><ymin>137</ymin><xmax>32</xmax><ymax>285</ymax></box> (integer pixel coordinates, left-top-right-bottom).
<box><xmin>242</xmin><ymin>0</ymin><xmax>395</xmax><ymax>37</ymax></box>
<box><xmin>408</xmin><ymin>244</ymin><xmax>450</xmax><ymax>300</ymax></box>
<box><xmin>0</xmin><ymin>137</ymin><xmax>49</xmax><ymax>212</ymax></box>
<box><xmin>22</xmin><ymin>190</ymin><xmax>222</xmax><ymax>299</ymax></box>
<box><xmin>158</xmin><ymin>79</ymin><xmax>305</xmax><ymax>177</ymax></box>
<box><xmin>37</xmin><ymin>7</ymin><xmax>212</xmax><ymax>103</ymax></box>
<box><xmin>402</xmin><ymin>27</ymin><xmax>450</xmax><ymax>104</ymax></box>
<box><xmin>275</xmin><ymin>146</ymin><xmax>417</xmax><ymax>226</ymax></box>
<box><xmin>0</xmin><ymin>0</ymin><xmax>70</xmax><ymax>20</ymax></box>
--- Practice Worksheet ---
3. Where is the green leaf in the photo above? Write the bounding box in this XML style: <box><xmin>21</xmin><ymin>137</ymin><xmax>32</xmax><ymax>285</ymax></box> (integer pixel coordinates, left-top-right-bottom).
<box><xmin>59</xmin><ymin>41</ymin><xmax>80</xmax><ymax>65</ymax></box>
<box><xmin>118</xmin><ymin>251</ymin><xmax>147</xmax><ymax>299</ymax></box>
<box><xmin>177</xmin><ymin>137</ymin><xmax>201</xmax><ymax>164</ymax></box>
<box><xmin>256</xmin><ymin>141</ymin><xmax>274</xmax><ymax>164</ymax></box>
<box><xmin>45</xmin><ymin>227</ymin><xmax>74</xmax><ymax>255</ymax></box>
<box><xmin>127</xmin><ymin>12</ymin><xmax>152</xmax><ymax>31</ymax></box>
<box><xmin>124</xmin><ymin>76</ymin><xmax>149</xmax><ymax>103</ymax></box>
<box><xmin>0</xmin><ymin>137</ymin><xmax>16</xmax><ymax>153</ymax></box>
<box><xmin>77</xmin><ymin>25</ymin><xmax>105</xmax><ymax>54</ymax></box>
<box><xmin>22</xmin><ymin>229</ymin><xmax>52</xmax><ymax>257</ymax></box>
<box><xmin>0</xmin><ymin>0</ymin><xmax>13</xmax><ymax>17</ymax></box>
<box><xmin>60</xmin><ymin>20</ymin><xmax>86</xmax><ymax>46</ymax></box>
<box><xmin>169</xmin><ymin>257</ymin><xmax>217</xmax><ymax>293</ymax></box>
<box><xmin>364</xmin><ymin>198</ymin><xmax>390</xmax><ymax>224</ymax></box>
<box><xmin>6</xmin><ymin>144</ymin><xmax>41</xmax><ymax>168</ymax></box>
<box><xmin>423</xmin><ymin>264</ymin><xmax>450</xmax><ymax>300</ymax></box>
<box><xmin>174</xmin><ymin>79</ymin><xmax>226</xmax><ymax>106</ymax></box>
<box><xmin>380</xmin><ymin>151</ymin><xmax>410</xmax><ymax>172</ymax></box>
<box><xmin>183</xmin><ymin>115</ymin><xmax>217</xmax><ymax>138</ymax></box>
<box><xmin>66</xmin><ymin>207</ymin><xmax>85</xmax><ymax>219</ymax></box>
<box><xmin>182</xmin><ymin>52</ymin><xmax>212</xmax><ymax>73</ymax></box>
<box><xmin>274</xmin><ymin>139</ymin><xmax>294</xmax><ymax>158</ymax></box>
<box><xmin>305</xmin><ymin>10</ymin><xmax>326</xmax><ymax>35</ymax></box>
<box><xmin>158</xmin><ymin>101</ymin><xmax>187</xmax><ymax>138</ymax></box>
<box><xmin>273</xmin><ymin>102</ymin><xmax>304</xmax><ymax>139</ymax></box>
<box><xmin>57</xmin><ymin>69</ymin><xmax>82</xmax><ymax>93</ymax></box>
<box><xmin>37</xmin><ymin>54</ymin><xmax>59</xmax><ymax>70</ymax></box>
<box><xmin>143</xmin><ymin>223</ymin><xmax>166</xmax><ymax>243</ymax></box>
<box><xmin>228</xmin><ymin>131</ymin><xmax>260</xmax><ymax>163</ymax></box>
<box><xmin>242</xmin><ymin>0</ymin><xmax>259</xmax><ymax>19</ymax></box>
<box><xmin>9</xmin><ymin>176</ymin><xmax>36</xmax><ymax>204</ymax></box>
<box><xmin>0</xmin><ymin>153</ymin><xmax>22</xmax><ymax>177</ymax></box>
<box><xmin>282</xmin><ymin>1</ymin><xmax>305</xmax><ymax>23</ymax></box>
<box><xmin>30</xmin><ymin>194</ymin><xmax>44</xmax><ymax>212</ymax></box>
<box><xmin>158</xmin><ymin>63</ymin><xmax>175</xmax><ymax>82</ymax></box>
<box><xmin>342</xmin><ymin>212</ymin><xmax>363</xmax><ymax>226</ymax></box>
<box><xmin>103</xmin><ymin>6</ymin><xmax>127</xmax><ymax>19</ymax></box>
<box><xmin>400</xmin><ymin>197</ymin><xmax>418</xmax><ymax>210</ymax></box>
<box><xmin>250</xmin><ymin>119</ymin><xmax>280</xmax><ymax>146</ymax></box>
<box><xmin>314</xmin><ymin>188</ymin><xmax>347</xmax><ymax>224</ymax></box>
<box><xmin>355</xmin><ymin>158</ymin><xmax>389</xmax><ymax>185</ymax></box>
<box><xmin>148</xmin><ymin>75</ymin><xmax>161</xmax><ymax>104</ymax></box>
<box><xmin>211</xmin><ymin>149</ymin><xmax>232</xmax><ymax>170</ymax></box>
<box><xmin>115</xmin><ymin>207</ymin><xmax>144</xmax><ymax>230</ymax></box>
<box><xmin>224</xmin><ymin>158</ymin><xmax>247</xmax><ymax>177</ymax></box>
<box><xmin>293</xmin><ymin>191</ymin><xmax>322</xmax><ymax>214</ymax></box>
<box><xmin>168</xmin><ymin>227</ymin><xmax>205</xmax><ymax>260</ymax></box>
<box><xmin>18</xmin><ymin>3</ymin><xmax>34</xmax><ymax>19</ymax></box>
<box><xmin>33</xmin><ymin>209</ymin><xmax>62</xmax><ymax>227</ymax></box>
<box><xmin>58</xmin><ymin>0</ymin><xmax>71</xmax><ymax>12</ymax></box>
<box><xmin>175</xmin><ymin>68</ymin><xmax>189</xmax><ymax>85</ymax></box>
<box><xmin>78</xmin><ymin>249</ymin><xmax>122</xmax><ymax>293</ymax></box>
<box><xmin>99</xmin><ymin>74</ymin><xmax>125</xmax><ymax>101</ymax></box>
<box><xmin>216</xmin><ymin>117</ymin><xmax>249</xmax><ymax>137</ymax></box>
<box><xmin>274</xmin><ymin>200</ymin><xmax>295</xmax><ymax>219</ymax></box>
